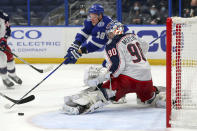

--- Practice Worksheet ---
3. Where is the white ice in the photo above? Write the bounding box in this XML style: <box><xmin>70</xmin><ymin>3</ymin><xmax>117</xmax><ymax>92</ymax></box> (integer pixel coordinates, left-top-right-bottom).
<box><xmin>0</xmin><ymin>64</ymin><xmax>196</xmax><ymax>131</ymax></box>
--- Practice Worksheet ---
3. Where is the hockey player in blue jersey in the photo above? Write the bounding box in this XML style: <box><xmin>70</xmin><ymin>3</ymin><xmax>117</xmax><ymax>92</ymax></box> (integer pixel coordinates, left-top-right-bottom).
<box><xmin>64</xmin><ymin>4</ymin><xmax>130</xmax><ymax>64</ymax></box>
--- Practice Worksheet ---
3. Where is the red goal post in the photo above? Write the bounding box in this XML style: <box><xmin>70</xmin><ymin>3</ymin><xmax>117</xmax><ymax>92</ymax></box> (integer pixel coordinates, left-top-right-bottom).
<box><xmin>166</xmin><ymin>17</ymin><xmax>197</xmax><ymax>128</ymax></box>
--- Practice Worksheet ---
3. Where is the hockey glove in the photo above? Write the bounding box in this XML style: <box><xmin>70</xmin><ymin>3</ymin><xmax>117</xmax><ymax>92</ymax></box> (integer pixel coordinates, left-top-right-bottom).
<box><xmin>84</xmin><ymin>65</ymin><xmax>111</xmax><ymax>87</ymax></box>
<box><xmin>0</xmin><ymin>37</ymin><xmax>7</xmax><ymax>51</ymax></box>
<box><xmin>64</xmin><ymin>41</ymin><xmax>82</xmax><ymax>64</ymax></box>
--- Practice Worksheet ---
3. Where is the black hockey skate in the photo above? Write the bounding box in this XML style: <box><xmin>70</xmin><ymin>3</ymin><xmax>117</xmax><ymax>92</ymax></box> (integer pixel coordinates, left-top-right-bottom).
<box><xmin>2</xmin><ymin>78</ymin><xmax>14</xmax><ymax>88</ymax></box>
<box><xmin>8</xmin><ymin>74</ymin><xmax>22</xmax><ymax>84</ymax></box>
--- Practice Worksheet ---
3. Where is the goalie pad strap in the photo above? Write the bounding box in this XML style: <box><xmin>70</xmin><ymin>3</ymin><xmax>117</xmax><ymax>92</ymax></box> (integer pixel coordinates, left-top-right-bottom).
<box><xmin>97</xmin><ymin>83</ymin><xmax>109</xmax><ymax>100</ymax></box>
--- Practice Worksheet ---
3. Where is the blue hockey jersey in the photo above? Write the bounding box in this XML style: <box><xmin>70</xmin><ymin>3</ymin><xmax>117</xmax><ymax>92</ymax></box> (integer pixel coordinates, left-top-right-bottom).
<box><xmin>75</xmin><ymin>15</ymin><xmax>130</xmax><ymax>53</ymax></box>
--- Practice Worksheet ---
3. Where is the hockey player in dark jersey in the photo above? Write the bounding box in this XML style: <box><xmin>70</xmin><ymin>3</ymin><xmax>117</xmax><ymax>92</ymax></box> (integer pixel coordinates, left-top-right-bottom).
<box><xmin>0</xmin><ymin>11</ymin><xmax>22</xmax><ymax>88</ymax></box>
<box><xmin>61</xmin><ymin>20</ymin><xmax>166</xmax><ymax>115</ymax></box>
<box><xmin>64</xmin><ymin>4</ymin><xmax>130</xmax><ymax>64</ymax></box>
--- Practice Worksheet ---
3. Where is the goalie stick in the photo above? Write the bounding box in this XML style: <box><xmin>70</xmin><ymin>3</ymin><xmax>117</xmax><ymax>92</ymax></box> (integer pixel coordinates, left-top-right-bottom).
<box><xmin>5</xmin><ymin>60</ymin><xmax>65</xmax><ymax>109</ymax></box>
<box><xmin>0</xmin><ymin>47</ymin><xmax>54</xmax><ymax>73</ymax></box>
<box><xmin>0</xmin><ymin>92</ymin><xmax>35</xmax><ymax>104</ymax></box>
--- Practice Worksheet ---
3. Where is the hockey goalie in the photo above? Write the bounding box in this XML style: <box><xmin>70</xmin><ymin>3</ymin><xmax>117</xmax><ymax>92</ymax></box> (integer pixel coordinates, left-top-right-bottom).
<box><xmin>62</xmin><ymin>20</ymin><xmax>166</xmax><ymax>115</ymax></box>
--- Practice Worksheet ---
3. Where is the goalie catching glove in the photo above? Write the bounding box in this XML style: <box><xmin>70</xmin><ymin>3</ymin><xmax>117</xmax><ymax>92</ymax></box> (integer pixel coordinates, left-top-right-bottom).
<box><xmin>83</xmin><ymin>65</ymin><xmax>127</xmax><ymax>104</ymax></box>
<box><xmin>83</xmin><ymin>65</ymin><xmax>111</xmax><ymax>87</ymax></box>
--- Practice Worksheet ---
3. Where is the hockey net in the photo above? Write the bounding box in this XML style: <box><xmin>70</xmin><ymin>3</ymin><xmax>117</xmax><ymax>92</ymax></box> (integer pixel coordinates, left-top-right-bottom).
<box><xmin>166</xmin><ymin>17</ymin><xmax>197</xmax><ymax>128</ymax></box>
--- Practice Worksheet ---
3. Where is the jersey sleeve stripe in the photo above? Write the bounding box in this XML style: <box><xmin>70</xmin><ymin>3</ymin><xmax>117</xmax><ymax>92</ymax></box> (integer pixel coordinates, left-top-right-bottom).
<box><xmin>89</xmin><ymin>39</ymin><xmax>104</xmax><ymax>48</ymax></box>
<box><xmin>79</xmin><ymin>30</ymin><xmax>89</xmax><ymax>39</ymax></box>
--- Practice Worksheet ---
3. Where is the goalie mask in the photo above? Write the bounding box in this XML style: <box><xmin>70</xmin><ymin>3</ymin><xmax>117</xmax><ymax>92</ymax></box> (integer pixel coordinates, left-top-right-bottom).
<box><xmin>106</xmin><ymin>20</ymin><xmax>124</xmax><ymax>39</ymax></box>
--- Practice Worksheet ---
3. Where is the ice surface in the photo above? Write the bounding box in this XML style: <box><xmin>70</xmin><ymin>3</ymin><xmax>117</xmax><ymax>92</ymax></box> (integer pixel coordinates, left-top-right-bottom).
<box><xmin>0</xmin><ymin>64</ymin><xmax>195</xmax><ymax>131</ymax></box>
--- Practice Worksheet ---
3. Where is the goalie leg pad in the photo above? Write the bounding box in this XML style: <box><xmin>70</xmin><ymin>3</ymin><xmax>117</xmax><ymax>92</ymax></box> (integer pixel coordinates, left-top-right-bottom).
<box><xmin>82</xmin><ymin>100</ymin><xmax>109</xmax><ymax>114</ymax></box>
<box><xmin>62</xmin><ymin>86</ymin><xmax>113</xmax><ymax>115</ymax></box>
<box><xmin>112</xmin><ymin>95</ymin><xmax>127</xmax><ymax>104</ymax></box>
<box><xmin>62</xmin><ymin>95</ymin><xmax>86</xmax><ymax>115</ymax></box>
<box><xmin>154</xmin><ymin>86</ymin><xmax>166</xmax><ymax>93</ymax></box>
<box><xmin>145</xmin><ymin>92</ymin><xmax>166</xmax><ymax>108</ymax></box>
<box><xmin>62</xmin><ymin>104</ymin><xmax>80</xmax><ymax>115</ymax></box>
<box><xmin>72</xmin><ymin>89</ymin><xmax>108</xmax><ymax>106</ymax></box>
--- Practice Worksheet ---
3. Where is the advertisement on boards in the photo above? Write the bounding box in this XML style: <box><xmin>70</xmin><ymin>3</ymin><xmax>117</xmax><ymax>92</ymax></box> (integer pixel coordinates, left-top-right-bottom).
<box><xmin>8</xmin><ymin>27</ymin><xmax>67</xmax><ymax>58</ymax></box>
<box><xmin>8</xmin><ymin>26</ymin><xmax>166</xmax><ymax>59</ymax></box>
<box><xmin>128</xmin><ymin>26</ymin><xmax>166</xmax><ymax>59</ymax></box>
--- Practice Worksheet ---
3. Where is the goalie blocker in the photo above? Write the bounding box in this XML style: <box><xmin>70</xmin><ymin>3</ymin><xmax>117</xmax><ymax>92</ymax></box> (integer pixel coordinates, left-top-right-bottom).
<box><xmin>62</xmin><ymin>21</ymin><xmax>166</xmax><ymax>115</ymax></box>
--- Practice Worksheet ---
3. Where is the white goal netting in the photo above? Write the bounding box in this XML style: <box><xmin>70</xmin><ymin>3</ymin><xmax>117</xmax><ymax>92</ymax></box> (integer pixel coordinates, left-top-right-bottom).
<box><xmin>168</xmin><ymin>17</ymin><xmax>197</xmax><ymax>128</ymax></box>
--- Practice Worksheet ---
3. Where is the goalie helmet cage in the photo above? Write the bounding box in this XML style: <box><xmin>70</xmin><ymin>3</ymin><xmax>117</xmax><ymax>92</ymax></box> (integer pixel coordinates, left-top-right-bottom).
<box><xmin>166</xmin><ymin>17</ymin><xmax>197</xmax><ymax>128</ymax></box>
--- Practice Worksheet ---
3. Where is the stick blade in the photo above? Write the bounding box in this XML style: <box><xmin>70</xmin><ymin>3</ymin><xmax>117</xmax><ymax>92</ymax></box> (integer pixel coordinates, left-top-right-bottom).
<box><xmin>18</xmin><ymin>95</ymin><xmax>35</xmax><ymax>104</ymax></box>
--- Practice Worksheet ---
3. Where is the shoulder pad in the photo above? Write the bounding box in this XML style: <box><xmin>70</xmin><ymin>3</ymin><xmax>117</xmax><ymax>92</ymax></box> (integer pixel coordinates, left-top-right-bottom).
<box><xmin>103</xmin><ymin>15</ymin><xmax>112</xmax><ymax>22</ymax></box>
<box><xmin>105</xmin><ymin>15</ymin><xmax>112</xmax><ymax>21</ymax></box>
<box><xmin>102</xmin><ymin>16</ymin><xmax>112</xmax><ymax>27</ymax></box>
<box><xmin>84</xmin><ymin>19</ymin><xmax>91</xmax><ymax>24</ymax></box>
<box><xmin>84</xmin><ymin>19</ymin><xmax>93</xmax><ymax>27</ymax></box>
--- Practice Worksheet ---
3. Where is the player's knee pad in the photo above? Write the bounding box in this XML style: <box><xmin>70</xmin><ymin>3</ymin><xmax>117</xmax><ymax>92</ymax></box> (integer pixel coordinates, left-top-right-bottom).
<box><xmin>7</xmin><ymin>60</ymin><xmax>15</xmax><ymax>74</ymax></box>
<box><xmin>0</xmin><ymin>67</ymin><xmax>7</xmax><ymax>76</ymax></box>
<box><xmin>0</xmin><ymin>51</ymin><xmax>7</xmax><ymax>68</ymax></box>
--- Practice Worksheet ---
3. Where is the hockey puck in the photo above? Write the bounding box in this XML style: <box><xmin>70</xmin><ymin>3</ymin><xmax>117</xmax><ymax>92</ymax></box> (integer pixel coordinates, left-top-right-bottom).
<box><xmin>18</xmin><ymin>113</ymin><xmax>24</xmax><ymax>116</ymax></box>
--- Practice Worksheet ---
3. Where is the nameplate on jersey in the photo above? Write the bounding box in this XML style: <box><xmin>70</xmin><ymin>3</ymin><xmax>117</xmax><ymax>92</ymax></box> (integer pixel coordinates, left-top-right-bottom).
<box><xmin>121</xmin><ymin>35</ymin><xmax>137</xmax><ymax>45</ymax></box>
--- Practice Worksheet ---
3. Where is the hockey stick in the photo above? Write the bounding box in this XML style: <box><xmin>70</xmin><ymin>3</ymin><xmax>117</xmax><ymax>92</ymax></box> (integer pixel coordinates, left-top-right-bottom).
<box><xmin>0</xmin><ymin>47</ymin><xmax>54</xmax><ymax>73</ymax></box>
<box><xmin>0</xmin><ymin>92</ymin><xmax>35</xmax><ymax>104</ymax></box>
<box><xmin>149</xmin><ymin>32</ymin><xmax>166</xmax><ymax>45</ymax></box>
<box><xmin>4</xmin><ymin>60</ymin><xmax>65</xmax><ymax>109</ymax></box>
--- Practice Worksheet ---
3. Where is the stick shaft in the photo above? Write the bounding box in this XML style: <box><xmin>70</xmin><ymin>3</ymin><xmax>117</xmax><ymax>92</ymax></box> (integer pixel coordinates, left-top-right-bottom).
<box><xmin>149</xmin><ymin>32</ymin><xmax>166</xmax><ymax>45</ymax></box>
<box><xmin>3</xmin><ymin>47</ymin><xmax>44</xmax><ymax>73</ymax></box>
<box><xmin>9</xmin><ymin>61</ymin><xmax>65</xmax><ymax>108</ymax></box>
<box><xmin>0</xmin><ymin>92</ymin><xmax>35</xmax><ymax>104</ymax></box>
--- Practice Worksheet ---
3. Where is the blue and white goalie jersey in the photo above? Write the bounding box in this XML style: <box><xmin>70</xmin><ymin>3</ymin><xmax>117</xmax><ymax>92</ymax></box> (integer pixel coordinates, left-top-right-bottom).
<box><xmin>105</xmin><ymin>33</ymin><xmax>151</xmax><ymax>81</ymax></box>
<box><xmin>75</xmin><ymin>15</ymin><xmax>130</xmax><ymax>53</ymax></box>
